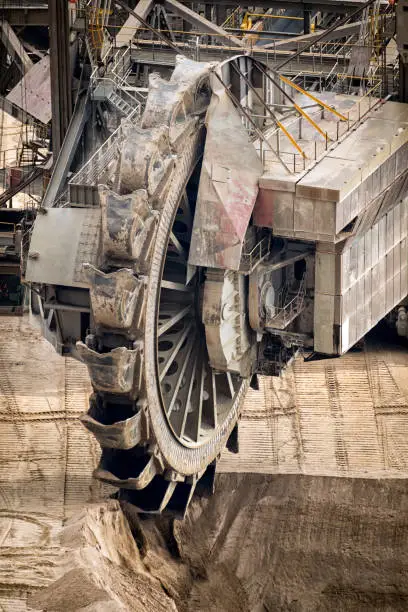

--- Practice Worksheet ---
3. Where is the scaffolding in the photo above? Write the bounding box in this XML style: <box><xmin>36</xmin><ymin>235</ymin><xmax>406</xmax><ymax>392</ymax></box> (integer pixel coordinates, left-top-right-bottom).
<box><xmin>0</xmin><ymin>12</ymin><xmax>49</xmax><ymax>209</ymax></box>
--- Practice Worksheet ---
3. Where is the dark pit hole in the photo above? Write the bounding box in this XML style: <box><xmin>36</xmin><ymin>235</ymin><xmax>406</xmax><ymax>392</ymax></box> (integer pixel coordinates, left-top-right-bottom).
<box><xmin>89</xmin><ymin>398</ymin><xmax>137</xmax><ymax>425</ymax></box>
<box><xmin>159</xmin><ymin>340</ymin><xmax>173</xmax><ymax>352</ymax></box>
<box><xmin>167</xmin><ymin>361</ymin><xmax>179</xmax><ymax>376</ymax></box>
<box><xmin>119</xmin><ymin>475</ymin><xmax>174</xmax><ymax>512</ymax></box>
<box><xmin>171</xmin><ymin>320</ymin><xmax>185</xmax><ymax>334</ymax></box>
<box><xmin>179</xmin><ymin>239</ymin><xmax>190</xmax><ymax>250</ymax></box>
<box><xmin>173</xmin><ymin>220</ymin><xmax>188</xmax><ymax>234</ymax></box>
<box><xmin>100</xmin><ymin>448</ymin><xmax>150</xmax><ymax>480</ymax></box>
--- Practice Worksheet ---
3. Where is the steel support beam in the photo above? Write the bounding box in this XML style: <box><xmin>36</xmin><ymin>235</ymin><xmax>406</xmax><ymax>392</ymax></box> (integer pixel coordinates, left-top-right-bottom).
<box><xmin>263</xmin><ymin>16</ymin><xmax>394</xmax><ymax>50</ymax></box>
<box><xmin>49</xmin><ymin>0</ymin><xmax>72</xmax><ymax>158</ymax></box>
<box><xmin>399</xmin><ymin>57</ymin><xmax>408</xmax><ymax>103</ymax></box>
<box><xmin>303</xmin><ymin>7</ymin><xmax>311</xmax><ymax>34</ymax></box>
<box><xmin>22</xmin><ymin>41</ymin><xmax>45</xmax><ymax>60</ymax></box>
<box><xmin>42</xmin><ymin>92</ymin><xmax>89</xmax><ymax>208</ymax></box>
<box><xmin>115</xmin><ymin>0</ymin><xmax>154</xmax><ymax>47</ymax></box>
<box><xmin>0</xmin><ymin>20</ymin><xmax>33</xmax><ymax>73</ymax></box>
<box><xmin>130</xmin><ymin>41</ymin><xmax>345</xmax><ymax>74</ymax></box>
<box><xmin>163</xmin><ymin>0</ymin><xmax>245</xmax><ymax>47</ymax></box>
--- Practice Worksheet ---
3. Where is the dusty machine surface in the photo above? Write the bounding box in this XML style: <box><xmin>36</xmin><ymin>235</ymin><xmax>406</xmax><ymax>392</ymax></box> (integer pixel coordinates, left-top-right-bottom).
<box><xmin>25</xmin><ymin>45</ymin><xmax>408</xmax><ymax>513</ymax></box>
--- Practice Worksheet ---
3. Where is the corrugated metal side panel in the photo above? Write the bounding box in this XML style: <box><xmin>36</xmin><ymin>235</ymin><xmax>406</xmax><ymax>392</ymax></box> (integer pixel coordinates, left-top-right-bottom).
<box><xmin>339</xmin><ymin>198</ymin><xmax>408</xmax><ymax>353</ymax></box>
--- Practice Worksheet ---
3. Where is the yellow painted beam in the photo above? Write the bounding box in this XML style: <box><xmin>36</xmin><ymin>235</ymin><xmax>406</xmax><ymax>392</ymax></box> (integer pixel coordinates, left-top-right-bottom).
<box><xmin>279</xmin><ymin>74</ymin><xmax>348</xmax><ymax>122</ymax></box>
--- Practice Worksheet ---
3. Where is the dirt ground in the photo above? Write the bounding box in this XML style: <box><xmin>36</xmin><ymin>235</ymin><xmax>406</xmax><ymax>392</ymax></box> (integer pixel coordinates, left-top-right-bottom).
<box><xmin>1</xmin><ymin>315</ymin><xmax>408</xmax><ymax>611</ymax></box>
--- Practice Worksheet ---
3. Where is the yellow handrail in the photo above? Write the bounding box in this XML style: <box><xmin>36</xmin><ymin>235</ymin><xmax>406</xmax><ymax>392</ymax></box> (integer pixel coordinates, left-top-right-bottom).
<box><xmin>276</xmin><ymin>120</ymin><xmax>307</xmax><ymax>158</ymax></box>
<box><xmin>222</xmin><ymin>6</ymin><xmax>241</xmax><ymax>28</ymax></box>
<box><xmin>279</xmin><ymin>74</ymin><xmax>348</xmax><ymax>122</ymax></box>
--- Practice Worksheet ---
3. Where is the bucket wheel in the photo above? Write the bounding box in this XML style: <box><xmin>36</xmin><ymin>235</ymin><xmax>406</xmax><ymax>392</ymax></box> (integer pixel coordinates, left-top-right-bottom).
<box><xmin>78</xmin><ymin>58</ymin><xmax>248</xmax><ymax>515</ymax></box>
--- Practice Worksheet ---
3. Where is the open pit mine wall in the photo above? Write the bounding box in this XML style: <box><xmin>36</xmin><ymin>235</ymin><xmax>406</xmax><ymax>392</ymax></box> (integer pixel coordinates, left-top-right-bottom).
<box><xmin>254</xmin><ymin>101</ymin><xmax>408</xmax><ymax>355</ymax></box>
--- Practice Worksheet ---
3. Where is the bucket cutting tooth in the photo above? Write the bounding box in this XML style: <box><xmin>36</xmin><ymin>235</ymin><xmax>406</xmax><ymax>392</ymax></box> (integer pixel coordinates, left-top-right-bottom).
<box><xmin>77</xmin><ymin>342</ymin><xmax>143</xmax><ymax>396</ymax></box>
<box><xmin>99</xmin><ymin>187</ymin><xmax>158</xmax><ymax>269</ymax></box>
<box><xmin>95</xmin><ymin>448</ymin><xmax>161</xmax><ymax>490</ymax></box>
<box><xmin>83</xmin><ymin>264</ymin><xmax>145</xmax><ymax>331</ymax></box>
<box><xmin>80</xmin><ymin>395</ymin><xmax>145</xmax><ymax>450</ymax></box>
<box><xmin>119</xmin><ymin>478</ymin><xmax>181</xmax><ymax>514</ymax></box>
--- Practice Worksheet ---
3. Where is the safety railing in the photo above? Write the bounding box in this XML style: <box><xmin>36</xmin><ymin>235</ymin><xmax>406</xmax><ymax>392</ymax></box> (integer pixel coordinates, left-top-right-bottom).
<box><xmin>68</xmin><ymin>107</ymin><xmax>139</xmax><ymax>206</ymax></box>
<box><xmin>93</xmin><ymin>76</ymin><xmax>142</xmax><ymax>110</ymax></box>
<box><xmin>221</xmin><ymin>6</ymin><xmax>242</xmax><ymax>29</ymax></box>
<box><xmin>132</xmin><ymin>32</ymin><xmax>352</xmax><ymax>69</ymax></box>
<box><xmin>260</xmin><ymin>77</ymin><xmax>383</xmax><ymax>174</ymax></box>
<box><xmin>240</xmin><ymin>234</ymin><xmax>271</xmax><ymax>273</ymax></box>
<box><xmin>111</xmin><ymin>45</ymin><xmax>132</xmax><ymax>81</ymax></box>
<box><xmin>266</xmin><ymin>276</ymin><xmax>306</xmax><ymax>330</ymax></box>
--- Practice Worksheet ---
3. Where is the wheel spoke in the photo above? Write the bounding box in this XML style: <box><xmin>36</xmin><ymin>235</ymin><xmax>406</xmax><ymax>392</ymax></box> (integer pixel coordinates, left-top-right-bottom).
<box><xmin>169</xmin><ymin>231</ymin><xmax>187</xmax><ymax>261</ymax></box>
<box><xmin>158</xmin><ymin>305</ymin><xmax>192</xmax><ymax>337</ymax></box>
<box><xmin>156</xmin><ymin>170</ymin><xmax>244</xmax><ymax>448</ymax></box>
<box><xmin>183</xmin><ymin>339</ymin><xmax>205</xmax><ymax>442</ymax></box>
<box><xmin>195</xmin><ymin>354</ymin><xmax>205</xmax><ymax>441</ymax></box>
<box><xmin>202</xmin><ymin>365</ymin><xmax>217</xmax><ymax>430</ymax></box>
<box><xmin>178</xmin><ymin>348</ymin><xmax>198</xmax><ymax>439</ymax></box>
<box><xmin>226</xmin><ymin>372</ymin><xmax>235</xmax><ymax>398</ymax></box>
<box><xmin>169</xmin><ymin>337</ymin><xmax>199</xmax><ymax>438</ymax></box>
<box><xmin>160</xmin><ymin>320</ymin><xmax>193</xmax><ymax>381</ymax></box>
<box><xmin>186</xmin><ymin>263</ymin><xmax>197</xmax><ymax>285</ymax></box>
<box><xmin>161</xmin><ymin>280</ymin><xmax>190</xmax><ymax>292</ymax></box>
<box><xmin>167</xmin><ymin>335</ymin><xmax>195</xmax><ymax>416</ymax></box>
<box><xmin>179</xmin><ymin>189</ymin><xmax>193</xmax><ymax>230</ymax></box>
<box><xmin>212</xmin><ymin>370</ymin><xmax>218</xmax><ymax>428</ymax></box>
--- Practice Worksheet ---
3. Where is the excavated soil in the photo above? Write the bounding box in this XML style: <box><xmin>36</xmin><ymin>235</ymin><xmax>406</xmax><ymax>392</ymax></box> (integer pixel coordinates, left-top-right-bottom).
<box><xmin>1</xmin><ymin>315</ymin><xmax>408</xmax><ymax>610</ymax></box>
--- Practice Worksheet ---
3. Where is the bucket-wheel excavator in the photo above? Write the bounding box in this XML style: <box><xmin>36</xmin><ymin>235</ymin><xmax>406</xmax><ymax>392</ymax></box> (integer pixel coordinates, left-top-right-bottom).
<box><xmin>26</xmin><ymin>53</ymin><xmax>308</xmax><ymax>514</ymax></box>
<box><xmin>26</xmin><ymin>29</ymin><xmax>408</xmax><ymax>513</ymax></box>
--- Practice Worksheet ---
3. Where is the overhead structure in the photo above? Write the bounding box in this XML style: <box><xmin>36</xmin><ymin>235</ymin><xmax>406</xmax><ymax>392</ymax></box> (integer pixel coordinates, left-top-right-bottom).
<box><xmin>115</xmin><ymin>0</ymin><xmax>155</xmax><ymax>47</ymax></box>
<box><xmin>162</xmin><ymin>0</ymin><xmax>245</xmax><ymax>47</ymax></box>
<box><xmin>0</xmin><ymin>20</ymin><xmax>32</xmax><ymax>74</ymax></box>
<box><xmin>262</xmin><ymin>16</ymin><xmax>393</xmax><ymax>50</ymax></box>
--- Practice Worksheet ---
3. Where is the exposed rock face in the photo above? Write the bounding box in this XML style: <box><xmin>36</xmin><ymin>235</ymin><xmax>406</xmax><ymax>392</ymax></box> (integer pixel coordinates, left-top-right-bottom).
<box><xmin>28</xmin><ymin>501</ymin><xmax>177</xmax><ymax>612</ymax></box>
<box><xmin>2</xmin><ymin>317</ymin><xmax>408</xmax><ymax>611</ymax></box>
<box><xmin>175</xmin><ymin>474</ymin><xmax>408</xmax><ymax>611</ymax></box>
<box><xmin>28</xmin><ymin>475</ymin><xmax>408</xmax><ymax>612</ymax></box>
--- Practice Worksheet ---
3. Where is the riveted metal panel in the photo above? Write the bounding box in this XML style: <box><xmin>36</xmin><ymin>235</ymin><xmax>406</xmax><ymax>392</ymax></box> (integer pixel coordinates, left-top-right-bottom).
<box><xmin>26</xmin><ymin>208</ymin><xmax>101</xmax><ymax>288</ymax></box>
